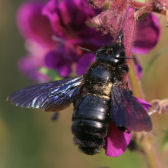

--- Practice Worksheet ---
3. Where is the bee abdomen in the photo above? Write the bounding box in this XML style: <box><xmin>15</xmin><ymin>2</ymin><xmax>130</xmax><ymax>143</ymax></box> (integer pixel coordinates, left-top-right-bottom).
<box><xmin>72</xmin><ymin>94</ymin><xmax>109</xmax><ymax>155</ymax></box>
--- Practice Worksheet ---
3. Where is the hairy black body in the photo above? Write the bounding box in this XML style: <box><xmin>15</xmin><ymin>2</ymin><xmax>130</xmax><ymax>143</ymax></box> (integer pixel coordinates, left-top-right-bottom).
<box><xmin>72</xmin><ymin>42</ymin><xmax>128</xmax><ymax>155</ymax></box>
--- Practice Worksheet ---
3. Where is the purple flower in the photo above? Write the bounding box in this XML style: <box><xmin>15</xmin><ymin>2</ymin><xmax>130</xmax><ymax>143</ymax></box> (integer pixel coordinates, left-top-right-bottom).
<box><xmin>76</xmin><ymin>12</ymin><xmax>161</xmax><ymax>77</ymax></box>
<box><xmin>76</xmin><ymin>53</ymin><xmax>96</xmax><ymax>75</ymax></box>
<box><xmin>135</xmin><ymin>97</ymin><xmax>151</xmax><ymax>111</ymax></box>
<box><xmin>16</xmin><ymin>1</ymin><xmax>56</xmax><ymax>81</ymax></box>
<box><xmin>132</xmin><ymin>13</ymin><xmax>161</xmax><ymax>79</ymax></box>
<box><xmin>77</xmin><ymin>12</ymin><xmax>161</xmax><ymax>77</ymax></box>
<box><xmin>44</xmin><ymin>46</ymin><xmax>78</xmax><ymax>77</ymax></box>
<box><xmin>105</xmin><ymin>122</ymin><xmax>132</xmax><ymax>157</ymax></box>
<box><xmin>42</xmin><ymin>0</ymin><xmax>112</xmax><ymax>47</ymax></box>
<box><xmin>90</xmin><ymin>2</ymin><xmax>161</xmax><ymax>56</ymax></box>
<box><xmin>17</xmin><ymin>0</ymin><xmax>112</xmax><ymax>80</ymax></box>
<box><xmin>17</xmin><ymin>0</ymin><xmax>161</xmax><ymax>81</ymax></box>
<box><xmin>104</xmin><ymin>98</ymin><xmax>151</xmax><ymax>157</ymax></box>
<box><xmin>133</xmin><ymin>13</ymin><xmax>161</xmax><ymax>55</ymax></box>
<box><xmin>19</xmin><ymin>55</ymin><xmax>49</xmax><ymax>82</ymax></box>
<box><xmin>42</xmin><ymin>0</ymin><xmax>95</xmax><ymax>40</ymax></box>
<box><xmin>17</xmin><ymin>2</ymin><xmax>55</xmax><ymax>47</ymax></box>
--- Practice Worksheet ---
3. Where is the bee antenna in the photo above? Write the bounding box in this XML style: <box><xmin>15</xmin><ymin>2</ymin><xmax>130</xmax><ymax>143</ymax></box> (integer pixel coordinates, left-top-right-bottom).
<box><xmin>119</xmin><ymin>57</ymin><xmax>135</xmax><ymax>60</ymax></box>
<box><xmin>116</xmin><ymin>30</ymin><xmax>124</xmax><ymax>44</ymax></box>
<box><xmin>125</xmin><ymin>57</ymin><xmax>136</xmax><ymax>60</ymax></box>
<box><xmin>80</xmin><ymin>47</ymin><xmax>96</xmax><ymax>54</ymax></box>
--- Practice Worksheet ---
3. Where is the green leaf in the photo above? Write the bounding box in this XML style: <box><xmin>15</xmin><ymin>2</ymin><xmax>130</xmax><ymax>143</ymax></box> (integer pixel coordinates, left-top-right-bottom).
<box><xmin>39</xmin><ymin>67</ymin><xmax>62</xmax><ymax>81</ymax></box>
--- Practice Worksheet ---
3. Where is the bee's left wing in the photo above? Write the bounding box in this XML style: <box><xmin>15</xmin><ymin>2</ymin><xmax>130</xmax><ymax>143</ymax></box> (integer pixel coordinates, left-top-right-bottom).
<box><xmin>7</xmin><ymin>76</ymin><xmax>83</xmax><ymax>111</ymax></box>
<box><xmin>110</xmin><ymin>83</ymin><xmax>152</xmax><ymax>131</ymax></box>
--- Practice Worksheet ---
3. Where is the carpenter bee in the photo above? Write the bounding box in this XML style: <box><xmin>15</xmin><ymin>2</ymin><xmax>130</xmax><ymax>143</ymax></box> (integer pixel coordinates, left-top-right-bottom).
<box><xmin>7</xmin><ymin>32</ymin><xmax>152</xmax><ymax>155</ymax></box>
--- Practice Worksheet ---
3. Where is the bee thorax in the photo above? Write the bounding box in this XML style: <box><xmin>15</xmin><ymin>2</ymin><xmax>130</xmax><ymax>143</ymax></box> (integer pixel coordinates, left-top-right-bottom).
<box><xmin>84</xmin><ymin>62</ymin><xmax>113</xmax><ymax>99</ymax></box>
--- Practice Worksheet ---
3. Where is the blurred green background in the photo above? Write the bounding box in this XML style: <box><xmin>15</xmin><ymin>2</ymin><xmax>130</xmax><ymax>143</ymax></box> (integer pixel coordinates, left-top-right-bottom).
<box><xmin>0</xmin><ymin>0</ymin><xmax>168</xmax><ymax>168</ymax></box>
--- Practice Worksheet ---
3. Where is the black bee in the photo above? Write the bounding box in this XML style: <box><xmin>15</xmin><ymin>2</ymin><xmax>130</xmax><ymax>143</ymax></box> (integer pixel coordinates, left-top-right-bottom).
<box><xmin>7</xmin><ymin>32</ymin><xmax>152</xmax><ymax>155</ymax></box>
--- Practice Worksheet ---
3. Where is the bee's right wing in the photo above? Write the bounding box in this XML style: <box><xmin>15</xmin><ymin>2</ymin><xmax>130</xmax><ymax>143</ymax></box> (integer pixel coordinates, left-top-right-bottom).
<box><xmin>110</xmin><ymin>83</ymin><xmax>152</xmax><ymax>132</ymax></box>
<box><xmin>7</xmin><ymin>76</ymin><xmax>83</xmax><ymax>112</ymax></box>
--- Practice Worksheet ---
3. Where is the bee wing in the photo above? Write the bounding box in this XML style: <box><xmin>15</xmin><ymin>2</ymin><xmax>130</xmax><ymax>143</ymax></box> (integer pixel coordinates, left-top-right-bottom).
<box><xmin>110</xmin><ymin>83</ymin><xmax>152</xmax><ymax>131</ymax></box>
<box><xmin>7</xmin><ymin>76</ymin><xmax>83</xmax><ymax>112</ymax></box>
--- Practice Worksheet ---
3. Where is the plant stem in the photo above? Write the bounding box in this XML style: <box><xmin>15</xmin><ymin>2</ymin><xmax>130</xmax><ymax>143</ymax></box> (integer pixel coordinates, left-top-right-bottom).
<box><xmin>140</xmin><ymin>133</ymin><xmax>162</xmax><ymax>168</ymax></box>
<box><xmin>128</xmin><ymin>60</ymin><xmax>144</xmax><ymax>99</ymax></box>
<box><xmin>128</xmin><ymin>61</ymin><xmax>162</xmax><ymax>168</ymax></box>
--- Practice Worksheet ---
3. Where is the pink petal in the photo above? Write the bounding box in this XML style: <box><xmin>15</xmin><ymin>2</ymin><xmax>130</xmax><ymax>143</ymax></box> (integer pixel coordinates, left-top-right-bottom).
<box><xmin>44</xmin><ymin>46</ymin><xmax>77</xmax><ymax>77</ymax></box>
<box><xmin>76</xmin><ymin>53</ymin><xmax>96</xmax><ymax>75</ymax></box>
<box><xmin>133</xmin><ymin>13</ymin><xmax>161</xmax><ymax>54</ymax></box>
<box><xmin>17</xmin><ymin>2</ymin><xmax>55</xmax><ymax>47</ymax></box>
<box><xmin>135</xmin><ymin>97</ymin><xmax>151</xmax><ymax>111</ymax></box>
<box><xmin>19</xmin><ymin>56</ymin><xmax>49</xmax><ymax>82</ymax></box>
<box><xmin>104</xmin><ymin>122</ymin><xmax>132</xmax><ymax>157</ymax></box>
<box><xmin>43</xmin><ymin>0</ymin><xmax>95</xmax><ymax>38</ymax></box>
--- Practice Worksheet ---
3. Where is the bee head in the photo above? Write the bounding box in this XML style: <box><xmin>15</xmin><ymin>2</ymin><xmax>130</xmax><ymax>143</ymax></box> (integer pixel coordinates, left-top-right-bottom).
<box><xmin>96</xmin><ymin>43</ymin><xmax>126</xmax><ymax>66</ymax></box>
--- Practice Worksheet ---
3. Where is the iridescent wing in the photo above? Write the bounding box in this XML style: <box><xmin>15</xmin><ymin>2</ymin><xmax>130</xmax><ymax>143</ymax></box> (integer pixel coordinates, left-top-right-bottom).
<box><xmin>110</xmin><ymin>83</ymin><xmax>152</xmax><ymax>131</ymax></box>
<box><xmin>7</xmin><ymin>76</ymin><xmax>83</xmax><ymax>112</ymax></box>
